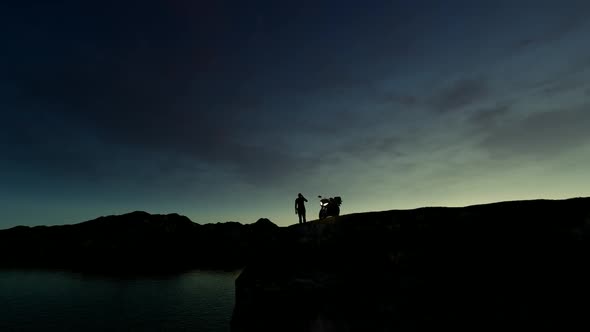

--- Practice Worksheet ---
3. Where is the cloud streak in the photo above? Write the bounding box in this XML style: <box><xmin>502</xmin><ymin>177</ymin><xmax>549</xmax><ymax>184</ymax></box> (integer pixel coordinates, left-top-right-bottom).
<box><xmin>478</xmin><ymin>105</ymin><xmax>590</xmax><ymax>160</ymax></box>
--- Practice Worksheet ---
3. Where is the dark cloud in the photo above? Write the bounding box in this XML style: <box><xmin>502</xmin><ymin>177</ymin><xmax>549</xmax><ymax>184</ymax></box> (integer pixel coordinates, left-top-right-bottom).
<box><xmin>338</xmin><ymin>135</ymin><xmax>405</xmax><ymax>161</ymax></box>
<box><xmin>531</xmin><ymin>55</ymin><xmax>590</xmax><ymax>98</ymax></box>
<box><xmin>380</xmin><ymin>94</ymin><xmax>420</xmax><ymax>108</ymax></box>
<box><xmin>539</xmin><ymin>79</ymin><xmax>589</xmax><ymax>98</ymax></box>
<box><xmin>2</xmin><ymin>108</ymin><xmax>305</xmax><ymax>189</ymax></box>
<box><xmin>469</xmin><ymin>104</ymin><xmax>514</xmax><ymax>128</ymax></box>
<box><xmin>7</xmin><ymin>70</ymin><xmax>273</xmax><ymax>186</ymax></box>
<box><xmin>478</xmin><ymin>105</ymin><xmax>590</xmax><ymax>159</ymax></box>
<box><xmin>1</xmin><ymin>0</ymin><xmax>423</xmax><ymax>192</ymax></box>
<box><xmin>430</xmin><ymin>78</ymin><xmax>489</xmax><ymax>112</ymax></box>
<box><xmin>508</xmin><ymin>7</ymin><xmax>590</xmax><ymax>54</ymax></box>
<box><xmin>1</xmin><ymin>5</ymin><xmax>285</xmax><ymax>186</ymax></box>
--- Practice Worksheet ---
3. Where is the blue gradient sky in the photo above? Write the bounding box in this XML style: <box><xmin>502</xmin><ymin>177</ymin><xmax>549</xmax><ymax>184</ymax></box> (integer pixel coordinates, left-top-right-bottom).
<box><xmin>2</xmin><ymin>0</ymin><xmax>590</xmax><ymax>228</ymax></box>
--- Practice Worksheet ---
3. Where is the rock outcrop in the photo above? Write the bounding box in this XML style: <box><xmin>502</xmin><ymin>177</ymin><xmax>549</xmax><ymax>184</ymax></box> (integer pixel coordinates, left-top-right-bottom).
<box><xmin>231</xmin><ymin>198</ymin><xmax>590</xmax><ymax>331</ymax></box>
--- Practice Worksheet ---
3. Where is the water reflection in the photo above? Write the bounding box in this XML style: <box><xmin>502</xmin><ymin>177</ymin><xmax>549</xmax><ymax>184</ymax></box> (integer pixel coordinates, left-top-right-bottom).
<box><xmin>0</xmin><ymin>269</ymin><xmax>240</xmax><ymax>332</ymax></box>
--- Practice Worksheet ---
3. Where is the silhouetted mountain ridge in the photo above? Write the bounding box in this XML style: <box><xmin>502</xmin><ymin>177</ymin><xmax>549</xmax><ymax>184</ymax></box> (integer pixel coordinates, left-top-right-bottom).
<box><xmin>0</xmin><ymin>212</ymin><xmax>278</xmax><ymax>272</ymax></box>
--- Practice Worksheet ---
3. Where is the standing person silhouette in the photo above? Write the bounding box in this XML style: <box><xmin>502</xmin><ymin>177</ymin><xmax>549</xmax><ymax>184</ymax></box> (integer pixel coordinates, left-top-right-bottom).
<box><xmin>295</xmin><ymin>193</ymin><xmax>308</xmax><ymax>224</ymax></box>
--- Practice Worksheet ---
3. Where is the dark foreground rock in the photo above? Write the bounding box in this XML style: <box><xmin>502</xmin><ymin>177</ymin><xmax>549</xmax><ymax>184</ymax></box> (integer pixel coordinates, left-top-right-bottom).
<box><xmin>231</xmin><ymin>198</ymin><xmax>590</xmax><ymax>331</ymax></box>
<box><xmin>0</xmin><ymin>211</ymin><xmax>279</xmax><ymax>273</ymax></box>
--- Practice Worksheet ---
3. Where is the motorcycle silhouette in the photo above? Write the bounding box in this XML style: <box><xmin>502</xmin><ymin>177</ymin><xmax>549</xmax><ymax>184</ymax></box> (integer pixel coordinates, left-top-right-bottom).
<box><xmin>318</xmin><ymin>195</ymin><xmax>342</xmax><ymax>220</ymax></box>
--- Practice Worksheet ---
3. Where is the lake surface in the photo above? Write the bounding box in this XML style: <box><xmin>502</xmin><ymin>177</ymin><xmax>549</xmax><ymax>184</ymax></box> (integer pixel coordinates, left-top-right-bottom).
<box><xmin>0</xmin><ymin>269</ymin><xmax>240</xmax><ymax>332</ymax></box>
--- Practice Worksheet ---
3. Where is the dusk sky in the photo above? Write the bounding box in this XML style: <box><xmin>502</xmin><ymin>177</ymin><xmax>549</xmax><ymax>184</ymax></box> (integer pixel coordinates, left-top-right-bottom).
<box><xmin>2</xmin><ymin>0</ymin><xmax>590</xmax><ymax>228</ymax></box>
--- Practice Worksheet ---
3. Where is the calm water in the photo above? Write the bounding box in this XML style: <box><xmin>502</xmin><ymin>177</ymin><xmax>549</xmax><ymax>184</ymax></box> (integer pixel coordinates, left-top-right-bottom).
<box><xmin>0</xmin><ymin>269</ymin><xmax>240</xmax><ymax>332</ymax></box>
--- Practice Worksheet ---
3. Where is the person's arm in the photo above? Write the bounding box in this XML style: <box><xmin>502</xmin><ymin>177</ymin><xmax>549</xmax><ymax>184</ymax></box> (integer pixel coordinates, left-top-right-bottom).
<box><xmin>295</xmin><ymin>199</ymin><xmax>298</xmax><ymax>214</ymax></box>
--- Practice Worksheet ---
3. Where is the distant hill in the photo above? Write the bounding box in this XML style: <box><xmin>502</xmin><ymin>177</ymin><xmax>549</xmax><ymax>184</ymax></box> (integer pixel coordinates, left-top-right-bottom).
<box><xmin>0</xmin><ymin>211</ymin><xmax>278</xmax><ymax>272</ymax></box>
<box><xmin>232</xmin><ymin>197</ymin><xmax>590</xmax><ymax>331</ymax></box>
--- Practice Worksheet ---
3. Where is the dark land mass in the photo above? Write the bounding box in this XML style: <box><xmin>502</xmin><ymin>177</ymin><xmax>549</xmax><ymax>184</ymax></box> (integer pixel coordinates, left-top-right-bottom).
<box><xmin>0</xmin><ymin>211</ymin><xmax>278</xmax><ymax>273</ymax></box>
<box><xmin>2</xmin><ymin>197</ymin><xmax>590</xmax><ymax>330</ymax></box>
<box><xmin>232</xmin><ymin>197</ymin><xmax>590</xmax><ymax>331</ymax></box>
